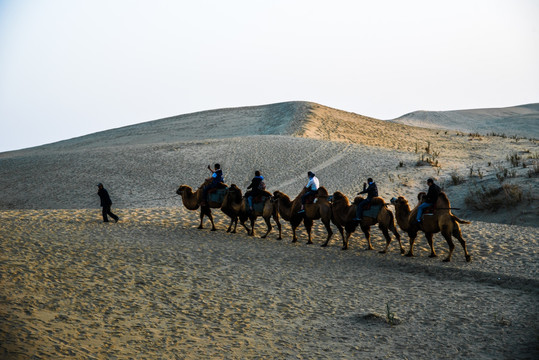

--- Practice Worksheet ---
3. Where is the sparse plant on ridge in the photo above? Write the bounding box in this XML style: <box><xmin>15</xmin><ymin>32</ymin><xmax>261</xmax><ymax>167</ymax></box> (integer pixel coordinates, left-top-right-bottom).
<box><xmin>450</xmin><ymin>172</ymin><xmax>465</xmax><ymax>185</ymax></box>
<box><xmin>507</xmin><ymin>152</ymin><xmax>521</xmax><ymax>167</ymax></box>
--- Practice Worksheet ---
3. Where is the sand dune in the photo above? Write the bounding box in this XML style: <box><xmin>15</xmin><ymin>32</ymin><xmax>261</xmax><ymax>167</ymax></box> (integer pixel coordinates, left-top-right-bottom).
<box><xmin>1</xmin><ymin>101</ymin><xmax>538</xmax><ymax>359</ymax></box>
<box><xmin>391</xmin><ymin>103</ymin><xmax>539</xmax><ymax>139</ymax></box>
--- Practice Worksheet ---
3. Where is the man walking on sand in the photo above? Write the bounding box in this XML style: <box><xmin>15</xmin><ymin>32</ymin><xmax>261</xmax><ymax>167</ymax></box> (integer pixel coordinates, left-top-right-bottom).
<box><xmin>97</xmin><ymin>183</ymin><xmax>119</xmax><ymax>223</ymax></box>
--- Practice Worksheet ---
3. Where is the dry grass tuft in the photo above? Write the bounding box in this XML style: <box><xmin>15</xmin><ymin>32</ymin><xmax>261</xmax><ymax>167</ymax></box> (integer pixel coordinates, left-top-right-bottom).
<box><xmin>465</xmin><ymin>184</ymin><xmax>523</xmax><ymax>210</ymax></box>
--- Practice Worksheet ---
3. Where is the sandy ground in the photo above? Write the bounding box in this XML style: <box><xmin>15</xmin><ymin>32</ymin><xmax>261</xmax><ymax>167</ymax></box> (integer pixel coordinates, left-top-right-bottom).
<box><xmin>0</xmin><ymin>208</ymin><xmax>537</xmax><ymax>359</ymax></box>
<box><xmin>1</xmin><ymin>101</ymin><xmax>538</xmax><ymax>359</ymax></box>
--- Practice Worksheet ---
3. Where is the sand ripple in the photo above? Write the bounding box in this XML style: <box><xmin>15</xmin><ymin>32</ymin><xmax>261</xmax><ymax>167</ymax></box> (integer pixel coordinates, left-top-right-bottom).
<box><xmin>0</xmin><ymin>209</ymin><xmax>537</xmax><ymax>359</ymax></box>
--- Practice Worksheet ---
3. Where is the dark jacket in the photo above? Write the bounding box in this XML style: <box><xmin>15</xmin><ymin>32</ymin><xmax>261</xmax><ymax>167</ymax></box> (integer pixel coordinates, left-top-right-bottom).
<box><xmin>359</xmin><ymin>182</ymin><xmax>378</xmax><ymax>200</ymax></box>
<box><xmin>425</xmin><ymin>183</ymin><xmax>441</xmax><ymax>204</ymax></box>
<box><xmin>247</xmin><ymin>175</ymin><xmax>264</xmax><ymax>190</ymax></box>
<box><xmin>98</xmin><ymin>188</ymin><xmax>112</xmax><ymax>207</ymax></box>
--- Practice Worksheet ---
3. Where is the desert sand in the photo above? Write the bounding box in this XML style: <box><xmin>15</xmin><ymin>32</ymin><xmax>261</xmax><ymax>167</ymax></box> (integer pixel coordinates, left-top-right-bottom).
<box><xmin>0</xmin><ymin>101</ymin><xmax>538</xmax><ymax>359</ymax></box>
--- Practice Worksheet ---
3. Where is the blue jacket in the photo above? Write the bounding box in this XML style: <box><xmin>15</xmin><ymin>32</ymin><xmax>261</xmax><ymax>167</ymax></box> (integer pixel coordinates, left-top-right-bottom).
<box><xmin>212</xmin><ymin>169</ymin><xmax>224</xmax><ymax>184</ymax></box>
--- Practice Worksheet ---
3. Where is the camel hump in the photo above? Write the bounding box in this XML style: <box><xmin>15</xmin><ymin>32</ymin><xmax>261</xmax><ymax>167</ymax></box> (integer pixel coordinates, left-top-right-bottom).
<box><xmin>438</xmin><ymin>192</ymin><xmax>450</xmax><ymax>204</ymax></box>
<box><xmin>370</xmin><ymin>197</ymin><xmax>386</xmax><ymax>206</ymax></box>
<box><xmin>317</xmin><ymin>186</ymin><xmax>329</xmax><ymax>196</ymax></box>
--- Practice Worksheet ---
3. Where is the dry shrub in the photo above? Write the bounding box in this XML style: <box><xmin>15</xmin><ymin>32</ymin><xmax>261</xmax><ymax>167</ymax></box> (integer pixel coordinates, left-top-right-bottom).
<box><xmin>465</xmin><ymin>184</ymin><xmax>523</xmax><ymax>210</ymax></box>
<box><xmin>449</xmin><ymin>172</ymin><xmax>465</xmax><ymax>185</ymax></box>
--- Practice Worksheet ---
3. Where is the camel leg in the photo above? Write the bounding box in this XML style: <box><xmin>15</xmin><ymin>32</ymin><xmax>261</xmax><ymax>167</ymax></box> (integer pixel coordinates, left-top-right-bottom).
<box><xmin>322</xmin><ymin>219</ymin><xmax>333</xmax><ymax>247</ymax></box>
<box><xmin>360</xmin><ymin>224</ymin><xmax>374</xmax><ymax>251</ymax></box>
<box><xmin>237</xmin><ymin>214</ymin><xmax>250</xmax><ymax>234</ymax></box>
<box><xmin>342</xmin><ymin>231</ymin><xmax>352</xmax><ymax>250</ymax></box>
<box><xmin>453</xmin><ymin>225</ymin><xmax>471</xmax><ymax>262</ymax></box>
<box><xmin>291</xmin><ymin>218</ymin><xmax>301</xmax><ymax>243</ymax></box>
<box><xmin>249</xmin><ymin>216</ymin><xmax>256</xmax><ymax>236</ymax></box>
<box><xmin>304</xmin><ymin>218</ymin><xmax>314</xmax><ymax>244</ymax></box>
<box><xmin>198</xmin><ymin>209</ymin><xmax>205</xmax><ymax>229</ymax></box>
<box><xmin>231</xmin><ymin>217</ymin><xmax>238</xmax><ymax>233</ymax></box>
<box><xmin>261</xmin><ymin>216</ymin><xmax>272</xmax><ymax>238</ymax></box>
<box><xmin>291</xmin><ymin>225</ymin><xmax>298</xmax><ymax>242</ymax></box>
<box><xmin>323</xmin><ymin>224</ymin><xmax>342</xmax><ymax>247</ymax></box>
<box><xmin>441</xmin><ymin>228</ymin><xmax>455</xmax><ymax>262</ymax></box>
<box><xmin>391</xmin><ymin>224</ymin><xmax>405</xmax><ymax>254</ymax></box>
<box><xmin>207</xmin><ymin>208</ymin><xmax>217</xmax><ymax>231</ymax></box>
<box><xmin>379</xmin><ymin>224</ymin><xmax>392</xmax><ymax>254</ymax></box>
<box><xmin>272</xmin><ymin>213</ymin><xmax>282</xmax><ymax>240</ymax></box>
<box><xmin>241</xmin><ymin>221</ymin><xmax>251</xmax><ymax>234</ymax></box>
<box><xmin>226</xmin><ymin>216</ymin><xmax>235</xmax><ymax>233</ymax></box>
<box><xmin>425</xmin><ymin>233</ymin><xmax>437</xmax><ymax>258</ymax></box>
<box><xmin>406</xmin><ymin>231</ymin><xmax>418</xmax><ymax>257</ymax></box>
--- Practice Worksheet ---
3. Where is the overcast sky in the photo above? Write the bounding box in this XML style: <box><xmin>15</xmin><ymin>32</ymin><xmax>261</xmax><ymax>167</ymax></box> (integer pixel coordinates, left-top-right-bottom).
<box><xmin>1</xmin><ymin>0</ymin><xmax>538</xmax><ymax>152</ymax></box>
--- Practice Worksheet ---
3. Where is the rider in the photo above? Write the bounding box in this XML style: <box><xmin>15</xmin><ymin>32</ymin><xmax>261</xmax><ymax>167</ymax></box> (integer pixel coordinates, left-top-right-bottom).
<box><xmin>353</xmin><ymin>177</ymin><xmax>378</xmax><ymax>221</ymax></box>
<box><xmin>202</xmin><ymin>163</ymin><xmax>224</xmax><ymax>206</ymax></box>
<box><xmin>416</xmin><ymin>178</ymin><xmax>441</xmax><ymax>223</ymax></box>
<box><xmin>298</xmin><ymin>171</ymin><xmax>319</xmax><ymax>213</ymax></box>
<box><xmin>245</xmin><ymin>170</ymin><xmax>265</xmax><ymax>212</ymax></box>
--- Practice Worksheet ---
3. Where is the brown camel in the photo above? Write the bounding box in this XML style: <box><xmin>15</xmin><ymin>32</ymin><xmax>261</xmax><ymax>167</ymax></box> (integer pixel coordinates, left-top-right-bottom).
<box><xmin>220</xmin><ymin>184</ymin><xmax>250</xmax><ymax>234</ymax></box>
<box><xmin>238</xmin><ymin>192</ymin><xmax>282</xmax><ymax>239</ymax></box>
<box><xmin>175</xmin><ymin>179</ymin><xmax>226</xmax><ymax>231</ymax></box>
<box><xmin>273</xmin><ymin>187</ymin><xmax>332</xmax><ymax>244</ymax></box>
<box><xmin>390</xmin><ymin>193</ymin><xmax>471</xmax><ymax>262</ymax></box>
<box><xmin>324</xmin><ymin>192</ymin><xmax>404</xmax><ymax>253</ymax></box>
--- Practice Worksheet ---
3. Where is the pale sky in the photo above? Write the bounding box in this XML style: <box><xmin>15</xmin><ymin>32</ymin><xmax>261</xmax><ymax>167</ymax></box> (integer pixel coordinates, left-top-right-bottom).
<box><xmin>1</xmin><ymin>0</ymin><xmax>538</xmax><ymax>152</ymax></box>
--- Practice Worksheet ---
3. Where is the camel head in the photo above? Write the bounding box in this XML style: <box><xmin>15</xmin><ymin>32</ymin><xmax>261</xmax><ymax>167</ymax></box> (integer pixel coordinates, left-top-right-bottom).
<box><xmin>273</xmin><ymin>190</ymin><xmax>285</xmax><ymax>199</ymax></box>
<box><xmin>176</xmin><ymin>185</ymin><xmax>191</xmax><ymax>196</ymax></box>
<box><xmin>390</xmin><ymin>196</ymin><xmax>408</xmax><ymax>208</ymax></box>
<box><xmin>227</xmin><ymin>184</ymin><xmax>242</xmax><ymax>198</ymax></box>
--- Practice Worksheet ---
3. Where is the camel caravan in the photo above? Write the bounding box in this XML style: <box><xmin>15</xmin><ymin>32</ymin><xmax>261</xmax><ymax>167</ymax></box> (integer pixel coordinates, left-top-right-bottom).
<box><xmin>176</xmin><ymin>166</ymin><xmax>471</xmax><ymax>262</ymax></box>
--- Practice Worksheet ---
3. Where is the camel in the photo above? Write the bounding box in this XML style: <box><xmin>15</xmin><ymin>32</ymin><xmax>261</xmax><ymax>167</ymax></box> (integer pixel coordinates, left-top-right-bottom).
<box><xmin>239</xmin><ymin>192</ymin><xmax>282</xmax><ymax>239</ymax></box>
<box><xmin>220</xmin><ymin>184</ymin><xmax>250</xmax><ymax>234</ymax></box>
<box><xmin>175</xmin><ymin>179</ymin><xmax>227</xmax><ymax>231</ymax></box>
<box><xmin>273</xmin><ymin>187</ymin><xmax>332</xmax><ymax>244</ymax></box>
<box><xmin>324</xmin><ymin>192</ymin><xmax>404</xmax><ymax>253</ymax></box>
<box><xmin>390</xmin><ymin>193</ymin><xmax>471</xmax><ymax>262</ymax></box>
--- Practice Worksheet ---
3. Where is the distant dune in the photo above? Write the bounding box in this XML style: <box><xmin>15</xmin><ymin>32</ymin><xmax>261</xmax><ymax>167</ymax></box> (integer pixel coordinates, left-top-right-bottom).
<box><xmin>391</xmin><ymin>103</ymin><xmax>539</xmax><ymax>139</ymax></box>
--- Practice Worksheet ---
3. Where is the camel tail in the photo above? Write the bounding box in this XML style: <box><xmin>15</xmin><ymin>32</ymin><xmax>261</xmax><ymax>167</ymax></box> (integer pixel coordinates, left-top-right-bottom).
<box><xmin>452</xmin><ymin>215</ymin><xmax>470</xmax><ymax>224</ymax></box>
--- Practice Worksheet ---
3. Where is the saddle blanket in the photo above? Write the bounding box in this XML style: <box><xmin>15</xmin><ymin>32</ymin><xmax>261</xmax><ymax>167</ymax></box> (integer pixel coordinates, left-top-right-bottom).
<box><xmin>363</xmin><ymin>204</ymin><xmax>382</xmax><ymax>219</ymax></box>
<box><xmin>208</xmin><ymin>188</ymin><xmax>227</xmax><ymax>204</ymax></box>
<box><xmin>245</xmin><ymin>197</ymin><xmax>268</xmax><ymax>213</ymax></box>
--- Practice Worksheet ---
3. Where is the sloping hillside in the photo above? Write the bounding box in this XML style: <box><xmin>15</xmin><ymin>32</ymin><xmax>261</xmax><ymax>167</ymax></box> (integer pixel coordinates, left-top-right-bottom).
<box><xmin>14</xmin><ymin>102</ymin><xmax>313</xmax><ymax>152</ymax></box>
<box><xmin>1</xmin><ymin>101</ymin><xmax>537</xmax><ymax>227</ymax></box>
<box><xmin>391</xmin><ymin>103</ymin><xmax>539</xmax><ymax>139</ymax></box>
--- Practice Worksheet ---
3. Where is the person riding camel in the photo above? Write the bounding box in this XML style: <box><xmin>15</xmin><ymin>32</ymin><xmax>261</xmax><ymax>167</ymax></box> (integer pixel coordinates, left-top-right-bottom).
<box><xmin>416</xmin><ymin>178</ymin><xmax>441</xmax><ymax>223</ymax></box>
<box><xmin>353</xmin><ymin>177</ymin><xmax>378</xmax><ymax>221</ymax></box>
<box><xmin>201</xmin><ymin>163</ymin><xmax>224</xmax><ymax>206</ymax></box>
<box><xmin>298</xmin><ymin>171</ymin><xmax>319</xmax><ymax>213</ymax></box>
<box><xmin>245</xmin><ymin>170</ymin><xmax>266</xmax><ymax>212</ymax></box>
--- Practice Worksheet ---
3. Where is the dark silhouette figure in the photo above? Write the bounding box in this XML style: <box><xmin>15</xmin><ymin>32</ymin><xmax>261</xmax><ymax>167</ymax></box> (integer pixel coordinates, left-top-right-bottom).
<box><xmin>97</xmin><ymin>183</ymin><xmax>119</xmax><ymax>223</ymax></box>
